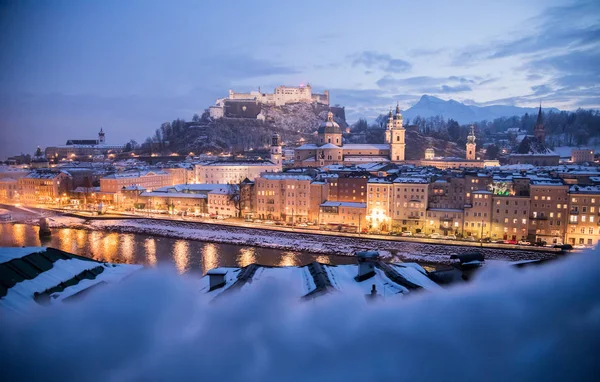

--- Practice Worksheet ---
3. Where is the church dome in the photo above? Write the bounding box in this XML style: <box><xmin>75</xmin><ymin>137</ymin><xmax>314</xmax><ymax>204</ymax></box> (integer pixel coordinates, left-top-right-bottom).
<box><xmin>317</xmin><ymin>111</ymin><xmax>342</xmax><ymax>134</ymax></box>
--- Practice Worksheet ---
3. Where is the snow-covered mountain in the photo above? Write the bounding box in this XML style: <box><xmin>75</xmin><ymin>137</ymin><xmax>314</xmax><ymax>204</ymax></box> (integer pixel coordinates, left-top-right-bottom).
<box><xmin>403</xmin><ymin>95</ymin><xmax>560</xmax><ymax>124</ymax></box>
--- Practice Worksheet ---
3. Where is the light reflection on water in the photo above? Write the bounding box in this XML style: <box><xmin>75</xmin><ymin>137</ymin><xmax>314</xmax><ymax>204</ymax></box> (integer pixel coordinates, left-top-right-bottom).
<box><xmin>173</xmin><ymin>240</ymin><xmax>190</xmax><ymax>274</ymax></box>
<box><xmin>102</xmin><ymin>233</ymin><xmax>119</xmax><ymax>263</ymax></box>
<box><xmin>0</xmin><ymin>224</ymin><xmax>356</xmax><ymax>274</ymax></box>
<box><xmin>202</xmin><ymin>243</ymin><xmax>219</xmax><ymax>274</ymax></box>
<box><xmin>279</xmin><ymin>251</ymin><xmax>299</xmax><ymax>267</ymax></box>
<box><xmin>237</xmin><ymin>247</ymin><xmax>257</xmax><ymax>267</ymax></box>
<box><xmin>145</xmin><ymin>238</ymin><xmax>157</xmax><ymax>267</ymax></box>
<box><xmin>316</xmin><ymin>255</ymin><xmax>331</xmax><ymax>265</ymax></box>
<box><xmin>76</xmin><ymin>229</ymin><xmax>86</xmax><ymax>250</ymax></box>
<box><xmin>120</xmin><ymin>234</ymin><xmax>135</xmax><ymax>262</ymax></box>
<box><xmin>12</xmin><ymin>224</ymin><xmax>26</xmax><ymax>247</ymax></box>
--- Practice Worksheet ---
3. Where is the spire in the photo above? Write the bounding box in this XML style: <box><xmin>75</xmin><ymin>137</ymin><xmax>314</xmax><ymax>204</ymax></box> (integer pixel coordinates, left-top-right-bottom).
<box><xmin>395</xmin><ymin>102</ymin><xmax>401</xmax><ymax>115</ymax></box>
<box><xmin>467</xmin><ymin>125</ymin><xmax>476</xmax><ymax>144</ymax></box>
<box><xmin>327</xmin><ymin>111</ymin><xmax>334</xmax><ymax>122</ymax></box>
<box><xmin>536</xmin><ymin>103</ymin><xmax>543</xmax><ymax>125</ymax></box>
<box><xmin>388</xmin><ymin>108</ymin><xmax>393</xmax><ymax>119</ymax></box>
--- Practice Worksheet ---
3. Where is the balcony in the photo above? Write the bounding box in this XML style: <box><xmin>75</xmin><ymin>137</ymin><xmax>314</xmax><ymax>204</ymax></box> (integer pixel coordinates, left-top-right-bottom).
<box><xmin>569</xmin><ymin>210</ymin><xmax>579</xmax><ymax>215</ymax></box>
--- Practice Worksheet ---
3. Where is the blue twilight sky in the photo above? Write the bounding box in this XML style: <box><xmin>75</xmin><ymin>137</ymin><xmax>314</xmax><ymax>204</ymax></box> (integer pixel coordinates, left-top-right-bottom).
<box><xmin>0</xmin><ymin>0</ymin><xmax>598</xmax><ymax>158</ymax></box>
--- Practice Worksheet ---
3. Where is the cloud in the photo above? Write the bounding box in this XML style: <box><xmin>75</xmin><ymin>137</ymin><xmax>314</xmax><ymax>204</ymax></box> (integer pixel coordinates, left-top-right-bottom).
<box><xmin>376</xmin><ymin>75</ymin><xmax>478</xmax><ymax>95</ymax></box>
<box><xmin>1</xmin><ymin>251</ymin><xmax>599</xmax><ymax>381</ymax></box>
<box><xmin>453</xmin><ymin>1</ymin><xmax>600</xmax><ymax>65</ymax></box>
<box><xmin>351</xmin><ymin>51</ymin><xmax>412</xmax><ymax>73</ymax></box>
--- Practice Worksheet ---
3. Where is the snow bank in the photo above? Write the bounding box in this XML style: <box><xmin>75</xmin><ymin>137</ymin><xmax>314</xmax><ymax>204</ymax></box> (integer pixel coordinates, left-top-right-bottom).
<box><xmin>1</xmin><ymin>250</ymin><xmax>598</xmax><ymax>381</ymax></box>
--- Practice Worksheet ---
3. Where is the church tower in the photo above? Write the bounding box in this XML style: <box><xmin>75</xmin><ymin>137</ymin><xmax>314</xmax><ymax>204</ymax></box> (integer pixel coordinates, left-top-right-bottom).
<box><xmin>534</xmin><ymin>104</ymin><xmax>545</xmax><ymax>144</ymax></box>
<box><xmin>390</xmin><ymin>103</ymin><xmax>406</xmax><ymax>162</ymax></box>
<box><xmin>466</xmin><ymin>125</ymin><xmax>476</xmax><ymax>160</ymax></box>
<box><xmin>270</xmin><ymin>133</ymin><xmax>282</xmax><ymax>171</ymax></box>
<box><xmin>384</xmin><ymin>108</ymin><xmax>393</xmax><ymax>144</ymax></box>
<box><xmin>98</xmin><ymin>128</ymin><xmax>105</xmax><ymax>144</ymax></box>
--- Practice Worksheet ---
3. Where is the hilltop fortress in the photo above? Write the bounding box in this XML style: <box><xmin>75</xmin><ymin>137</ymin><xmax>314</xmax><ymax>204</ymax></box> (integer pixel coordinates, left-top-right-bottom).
<box><xmin>209</xmin><ymin>84</ymin><xmax>330</xmax><ymax>119</ymax></box>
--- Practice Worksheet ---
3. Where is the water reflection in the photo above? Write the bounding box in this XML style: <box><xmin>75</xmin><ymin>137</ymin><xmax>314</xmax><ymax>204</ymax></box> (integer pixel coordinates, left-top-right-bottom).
<box><xmin>237</xmin><ymin>247</ymin><xmax>257</xmax><ymax>267</ymax></box>
<box><xmin>88</xmin><ymin>231</ymin><xmax>103</xmax><ymax>261</ymax></box>
<box><xmin>76</xmin><ymin>229</ymin><xmax>86</xmax><ymax>250</ymax></box>
<box><xmin>0</xmin><ymin>225</ymin><xmax>355</xmax><ymax>273</ymax></box>
<box><xmin>102</xmin><ymin>233</ymin><xmax>119</xmax><ymax>263</ymax></box>
<box><xmin>13</xmin><ymin>224</ymin><xmax>26</xmax><ymax>247</ymax></box>
<box><xmin>145</xmin><ymin>238</ymin><xmax>157</xmax><ymax>267</ymax></box>
<box><xmin>173</xmin><ymin>240</ymin><xmax>190</xmax><ymax>274</ymax></box>
<box><xmin>316</xmin><ymin>255</ymin><xmax>331</xmax><ymax>265</ymax></box>
<box><xmin>120</xmin><ymin>234</ymin><xmax>134</xmax><ymax>263</ymax></box>
<box><xmin>202</xmin><ymin>243</ymin><xmax>219</xmax><ymax>274</ymax></box>
<box><xmin>279</xmin><ymin>251</ymin><xmax>299</xmax><ymax>267</ymax></box>
<box><xmin>58</xmin><ymin>228</ymin><xmax>75</xmax><ymax>253</ymax></box>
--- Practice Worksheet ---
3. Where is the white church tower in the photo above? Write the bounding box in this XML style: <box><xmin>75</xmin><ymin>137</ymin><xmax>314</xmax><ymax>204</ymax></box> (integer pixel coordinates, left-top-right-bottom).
<box><xmin>270</xmin><ymin>133</ymin><xmax>283</xmax><ymax>171</ymax></box>
<box><xmin>390</xmin><ymin>103</ymin><xmax>406</xmax><ymax>162</ymax></box>
<box><xmin>385</xmin><ymin>108</ymin><xmax>393</xmax><ymax>144</ymax></box>
<box><xmin>466</xmin><ymin>125</ymin><xmax>476</xmax><ymax>160</ymax></box>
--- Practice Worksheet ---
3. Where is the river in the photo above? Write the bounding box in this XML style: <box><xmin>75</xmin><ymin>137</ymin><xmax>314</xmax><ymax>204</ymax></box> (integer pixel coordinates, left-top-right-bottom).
<box><xmin>0</xmin><ymin>223</ymin><xmax>358</xmax><ymax>275</ymax></box>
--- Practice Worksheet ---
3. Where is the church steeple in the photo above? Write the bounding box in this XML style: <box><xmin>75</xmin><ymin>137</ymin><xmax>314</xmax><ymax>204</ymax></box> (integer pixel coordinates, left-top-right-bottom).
<box><xmin>98</xmin><ymin>127</ymin><xmax>105</xmax><ymax>144</ymax></box>
<box><xmin>466</xmin><ymin>125</ymin><xmax>476</xmax><ymax>160</ymax></box>
<box><xmin>534</xmin><ymin>104</ymin><xmax>545</xmax><ymax>144</ymax></box>
<box><xmin>389</xmin><ymin>103</ymin><xmax>405</xmax><ymax>162</ymax></box>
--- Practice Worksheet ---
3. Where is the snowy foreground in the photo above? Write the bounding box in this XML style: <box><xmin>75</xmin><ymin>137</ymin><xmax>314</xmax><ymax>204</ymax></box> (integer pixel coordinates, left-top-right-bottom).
<box><xmin>45</xmin><ymin>216</ymin><xmax>556</xmax><ymax>264</ymax></box>
<box><xmin>1</xmin><ymin>250</ymin><xmax>598</xmax><ymax>381</ymax></box>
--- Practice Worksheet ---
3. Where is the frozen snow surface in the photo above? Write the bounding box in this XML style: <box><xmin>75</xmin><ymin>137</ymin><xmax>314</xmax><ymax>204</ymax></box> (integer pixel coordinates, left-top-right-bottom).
<box><xmin>1</xmin><ymin>249</ymin><xmax>598</xmax><ymax>381</ymax></box>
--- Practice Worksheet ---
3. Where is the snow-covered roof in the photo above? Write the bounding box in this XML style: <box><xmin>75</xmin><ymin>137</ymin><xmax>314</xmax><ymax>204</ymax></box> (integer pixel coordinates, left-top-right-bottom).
<box><xmin>320</xmin><ymin>201</ymin><xmax>366</xmax><ymax>208</ymax></box>
<box><xmin>140</xmin><ymin>191</ymin><xmax>208</xmax><ymax>199</ymax></box>
<box><xmin>203</xmin><ymin>160</ymin><xmax>277</xmax><ymax>167</ymax></box>
<box><xmin>260</xmin><ymin>174</ymin><xmax>313</xmax><ymax>181</ymax></box>
<box><xmin>319</xmin><ymin>143</ymin><xmax>340</xmax><ymax>149</ymax></box>
<box><xmin>0</xmin><ymin>247</ymin><xmax>142</xmax><ymax>313</ymax></box>
<box><xmin>393</xmin><ymin>177</ymin><xmax>429</xmax><ymax>184</ymax></box>
<box><xmin>102</xmin><ymin>170</ymin><xmax>169</xmax><ymax>179</ymax></box>
<box><xmin>569</xmin><ymin>185</ymin><xmax>600</xmax><ymax>194</ymax></box>
<box><xmin>368</xmin><ymin>178</ymin><xmax>392</xmax><ymax>184</ymax></box>
<box><xmin>343</xmin><ymin>156</ymin><xmax>390</xmax><ymax>162</ymax></box>
<box><xmin>199</xmin><ymin>260</ymin><xmax>440</xmax><ymax>301</ymax></box>
<box><xmin>294</xmin><ymin>144</ymin><xmax>319</xmax><ymax>150</ymax></box>
<box><xmin>343</xmin><ymin>144</ymin><xmax>390</xmax><ymax>150</ymax></box>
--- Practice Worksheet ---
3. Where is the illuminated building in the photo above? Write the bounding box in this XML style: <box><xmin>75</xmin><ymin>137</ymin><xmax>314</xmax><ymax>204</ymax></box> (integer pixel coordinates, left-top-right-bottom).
<box><xmin>566</xmin><ymin>185</ymin><xmax>600</xmax><ymax>246</ymax></box>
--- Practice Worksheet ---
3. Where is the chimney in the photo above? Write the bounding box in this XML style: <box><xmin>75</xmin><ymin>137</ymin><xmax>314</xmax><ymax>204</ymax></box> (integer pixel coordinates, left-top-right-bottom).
<box><xmin>355</xmin><ymin>251</ymin><xmax>379</xmax><ymax>281</ymax></box>
<box><xmin>207</xmin><ymin>268</ymin><xmax>228</xmax><ymax>291</ymax></box>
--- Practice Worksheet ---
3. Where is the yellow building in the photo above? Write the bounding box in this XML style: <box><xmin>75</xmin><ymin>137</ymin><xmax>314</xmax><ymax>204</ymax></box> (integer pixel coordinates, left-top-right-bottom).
<box><xmin>391</xmin><ymin>177</ymin><xmax>429</xmax><ymax>233</ymax></box>
<box><xmin>18</xmin><ymin>170</ymin><xmax>72</xmax><ymax>205</ymax></box>
<box><xmin>566</xmin><ymin>185</ymin><xmax>600</xmax><ymax>246</ymax></box>
<box><xmin>100</xmin><ymin>170</ymin><xmax>173</xmax><ymax>194</ymax></box>
<box><xmin>319</xmin><ymin>201</ymin><xmax>367</xmax><ymax>232</ymax></box>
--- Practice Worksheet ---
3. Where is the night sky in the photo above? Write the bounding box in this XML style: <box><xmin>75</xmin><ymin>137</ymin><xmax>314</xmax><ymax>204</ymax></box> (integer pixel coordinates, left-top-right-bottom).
<box><xmin>0</xmin><ymin>0</ymin><xmax>598</xmax><ymax>158</ymax></box>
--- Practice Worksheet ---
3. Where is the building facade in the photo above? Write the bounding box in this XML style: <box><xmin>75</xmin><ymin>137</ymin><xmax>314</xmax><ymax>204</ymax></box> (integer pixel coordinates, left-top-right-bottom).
<box><xmin>100</xmin><ymin>170</ymin><xmax>173</xmax><ymax>194</ymax></box>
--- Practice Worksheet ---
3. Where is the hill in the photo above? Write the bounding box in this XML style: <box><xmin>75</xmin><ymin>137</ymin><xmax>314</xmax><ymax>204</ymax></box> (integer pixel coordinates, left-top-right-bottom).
<box><xmin>143</xmin><ymin>102</ymin><xmax>347</xmax><ymax>155</ymax></box>
<box><xmin>403</xmin><ymin>95</ymin><xmax>560</xmax><ymax>124</ymax></box>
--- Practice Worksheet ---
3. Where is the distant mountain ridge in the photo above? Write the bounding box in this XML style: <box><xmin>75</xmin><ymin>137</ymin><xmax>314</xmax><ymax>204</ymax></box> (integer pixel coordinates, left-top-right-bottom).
<box><xmin>403</xmin><ymin>95</ymin><xmax>560</xmax><ymax>124</ymax></box>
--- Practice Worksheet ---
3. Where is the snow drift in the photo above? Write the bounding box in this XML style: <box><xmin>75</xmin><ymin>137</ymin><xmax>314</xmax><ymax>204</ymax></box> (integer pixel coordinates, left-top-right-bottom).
<box><xmin>1</xmin><ymin>251</ymin><xmax>599</xmax><ymax>381</ymax></box>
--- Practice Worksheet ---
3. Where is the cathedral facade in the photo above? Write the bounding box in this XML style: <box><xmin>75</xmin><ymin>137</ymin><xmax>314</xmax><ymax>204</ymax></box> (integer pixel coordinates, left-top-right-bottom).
<box><xmin>293</xmin><ymin>106</ymin><xmax>406</xmax><ymax>167</ymax></box>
